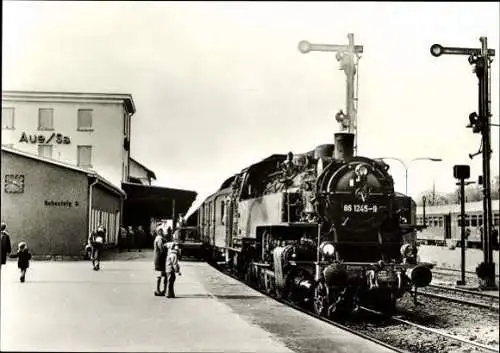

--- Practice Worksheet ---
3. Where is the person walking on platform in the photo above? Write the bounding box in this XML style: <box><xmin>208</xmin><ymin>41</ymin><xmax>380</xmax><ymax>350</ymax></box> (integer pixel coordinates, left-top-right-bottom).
<box><xmin>153</xmin><ymin>229</ymin><xmax>167</xmax><ymax>296</ymax></box>
<box><xmin>127</xmin><ymin>226</ymin><xmax>135</xmax><ymax>252</ymax></box>
<box><xmin>136</xmin><ymin>225</ymin><xmax>145</xmax><ymax>252</ymax></box>
<box><xmin>9</xmin><ymin>241</ymin><xmax>32</xmax><ymax>282</ymax></box>
<box><xmin>119</xmin><ymin>226</ymin><xmax>128</xmax><ymax>252</ymax></box>
<box><xmin>1</xmin><ymin>222</ymin><xmax>12</xmax><ymax>268</ymax></box>
<box><xmin>88</xmin><ymin>225</ymin><xmax>105</xmax><ymax>271</ymax></box>
<box><xmin>165</xmin><ymin>242</ymin><xmax>181</xmax><ymax>298</ymax></box>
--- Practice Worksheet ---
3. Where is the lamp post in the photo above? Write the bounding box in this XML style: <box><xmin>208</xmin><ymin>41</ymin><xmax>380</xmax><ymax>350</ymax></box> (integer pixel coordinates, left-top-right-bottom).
<box><xmin>379</xmin><ymin>157</ymin><xmax>443</xmax><ymax>195</ymax></box>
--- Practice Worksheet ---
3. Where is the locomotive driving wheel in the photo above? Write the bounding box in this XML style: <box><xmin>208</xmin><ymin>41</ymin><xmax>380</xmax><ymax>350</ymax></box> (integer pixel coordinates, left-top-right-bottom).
<box><xmin>313</xmin><ymin>282</ymin><xmax>328</xmax><ymax>317</ymax></box>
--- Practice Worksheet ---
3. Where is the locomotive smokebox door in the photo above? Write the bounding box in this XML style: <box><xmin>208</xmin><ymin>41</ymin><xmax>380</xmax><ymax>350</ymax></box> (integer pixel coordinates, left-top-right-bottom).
<box><xmin>453</xmin><ymin>165</ymin><xmax>470</xmax><ymax>179</ymax></box>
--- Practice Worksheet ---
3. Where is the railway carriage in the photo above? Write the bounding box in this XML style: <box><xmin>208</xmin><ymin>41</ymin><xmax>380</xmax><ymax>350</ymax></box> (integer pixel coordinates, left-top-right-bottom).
<box><xmin>173</xmin><ymin>226</ymin><xmax>205</xmax><ymax>260</ymax></box>
<box><xmin>416</xmin><ymin>201</ymin><xmax>500</xmax><ymax>248</ymax></box>
<box><xmin>193</xmin><ymin>133</ymin><xmax>434</xmax><ymax>316</ymax></box>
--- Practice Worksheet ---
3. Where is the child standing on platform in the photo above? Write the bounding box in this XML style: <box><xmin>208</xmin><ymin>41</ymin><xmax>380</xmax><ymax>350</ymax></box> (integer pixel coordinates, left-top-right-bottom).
<box><xmin>10</xmin><ymin>241</ymin><xmax>32</xmax><ymax>282</ymax></box>
<box><xmin>165</xmin><ymin>242</ymin><xmax>181</xmax><ymax>298</ymax></box>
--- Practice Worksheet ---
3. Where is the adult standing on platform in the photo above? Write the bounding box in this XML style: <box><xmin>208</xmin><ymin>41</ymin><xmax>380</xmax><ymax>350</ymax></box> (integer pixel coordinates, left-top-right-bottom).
<box><xmin>153</xmin><ymin>229</ymin><xmax>167</xmax><ymax>296</ymax></box>
<box><xmin>127</xmin><ymin>226</ymin><xmax>135</xmax><ymax>251</ymax></box>
<box><xmin>119</xmin><ymin>226</ymin><xmax>128</xmax><ymax>252</ymax></box>
<box><xmin>136</xmin><ymin>225</ymin><xmax>145</xmax><ymax>252</ymax></box>
<box><xmin>1</xmin><ymin>222</ymin><xmax>12</xmax><ymax>267</ymax></box>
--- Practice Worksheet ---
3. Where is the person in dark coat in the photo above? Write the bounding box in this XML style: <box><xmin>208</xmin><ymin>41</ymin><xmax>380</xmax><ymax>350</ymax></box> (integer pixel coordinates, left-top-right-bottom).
<box><xmin>136</xmin><ymin>226</ymin><xmax>145</xmax><ymax>252</ymax></box>
<box><xmin>10</xmin><ymin>241</ymin><xmax>32</xmax><ymax>282</ymax></box>
<box><xmin>1</xmin><ymin>222</ymin><xmax>12</xmax><ymax>266</ymax></box>
<box><xmin>492</xmin><ymin>227</ymin><xmax>499</xmax><ymax>250</ymax></box>
<box><xmin>88</xmin><ymin>225</ymin><xmax>105</xmax><ymax>271</ymax></box>
<box><xmin>118</xmin><ymin>226</ymin><xmax>128</xmax><ymax>252</ymax></box>
<box><xmin>127</xmin><ymin>226</ymin><xmax>135</xmax><ymax>251</ymax></box>
<box><xmin>153</xmin><ymin>229</ymin><xmax>167</xmax><ymax>296</ymax></box>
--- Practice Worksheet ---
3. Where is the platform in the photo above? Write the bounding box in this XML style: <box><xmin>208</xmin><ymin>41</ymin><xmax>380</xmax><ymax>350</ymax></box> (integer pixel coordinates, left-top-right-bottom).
<box><xmin>1</xmin><ymin>251</ymin><xmax>397</xmax><ymax>352</ymax></box>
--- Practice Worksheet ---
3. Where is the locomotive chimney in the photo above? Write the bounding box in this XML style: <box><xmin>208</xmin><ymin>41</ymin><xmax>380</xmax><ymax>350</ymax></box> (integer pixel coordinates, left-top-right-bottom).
<box><xmin>334</xmin><ymin>132</ymin><xmax>354</xmax><ymax>161</ymax></box>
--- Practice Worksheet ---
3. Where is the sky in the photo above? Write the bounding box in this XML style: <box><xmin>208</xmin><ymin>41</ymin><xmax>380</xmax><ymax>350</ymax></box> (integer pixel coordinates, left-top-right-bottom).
<box><xmin>3</xmin><ymin>1</ymin><xmax>499</xmax><ymax>216</ymax></box>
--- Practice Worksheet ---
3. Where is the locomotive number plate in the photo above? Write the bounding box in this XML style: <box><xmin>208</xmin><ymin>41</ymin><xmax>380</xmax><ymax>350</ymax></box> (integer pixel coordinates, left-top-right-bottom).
<box><xmin>343</xmin><ymin>204</ymin><xmax>379</xmax><ymax>213</ymax></box>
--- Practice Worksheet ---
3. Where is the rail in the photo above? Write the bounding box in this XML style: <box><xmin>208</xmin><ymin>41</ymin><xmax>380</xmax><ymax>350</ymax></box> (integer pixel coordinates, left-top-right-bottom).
<box><xmin>429</xmin><ymin>283</ymin><xmax>499</xmax><ymax>299</ymax></box>
<box><xmin>413</xmin><ymin>284</ymin><xmax>499</xmax><ymax>312</ymax></box>
<box><xmin>360</xmin><ymin>306</ymin><xmax>499</xmax><ymax>353</ymax></box>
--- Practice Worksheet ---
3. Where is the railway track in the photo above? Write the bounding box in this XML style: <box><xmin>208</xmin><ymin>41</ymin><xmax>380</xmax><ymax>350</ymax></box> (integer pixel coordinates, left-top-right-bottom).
<box><xmin>209</xmin><ymin>261</ymin><xmax>407</xmax><ymax>353</ymax></box>
<box><xmin>433</xmin><ymin>266</ymin><xmax>500</xmax><ymax>280</ymax></box>
<box><xmin>414</xmin><ymin>283</ymin><xmax>499</xmax><ymax>312</ymax></box>
<box><xmin>210</xmin><ymin>261</ymin><xmax>499</xmax><ymax>353</ymax></box>
<box><xmin>359</xmin><ymin>306</ymin><xmax>499</xmax><ymax>353</ymax></box>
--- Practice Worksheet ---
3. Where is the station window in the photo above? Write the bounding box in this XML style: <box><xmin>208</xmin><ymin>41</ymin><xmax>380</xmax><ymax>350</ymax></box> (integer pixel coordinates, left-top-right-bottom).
<box><xmin>38</xmin><ymin>144</ymin><xmax>53</xmax><ymax>159</ymax></box>
<box><xmin>494</xmin><ymin>214</ymin><xmax>499</xmax><ymax>226</ymax></box>
<box><xmin>38</xmin><ymin>108</ymin><xmax>54</xmax><ymax>130</ymax></box>
<box><xmin>438</xmin><ymin>217</ymin><xmax>443</xmax><ymax>227</ymax></box>
<box><xmin>220</xmin><ymin>201</ymin><xmax>225</xmax><ymax>225</ymax></box>
<box><xmin>77</xmin><ymin>145</ymin><xmax>92</xmax><ymax>168</ymax></box>
<box><xmin>77</xmin><ymin>109</ymin><xmax>93</xmax><ymax>130</ymax></box>
<box><xmin>2</xmin><ymin>107</ymin><xmax>15</xmax><ymax>129</ymax></box>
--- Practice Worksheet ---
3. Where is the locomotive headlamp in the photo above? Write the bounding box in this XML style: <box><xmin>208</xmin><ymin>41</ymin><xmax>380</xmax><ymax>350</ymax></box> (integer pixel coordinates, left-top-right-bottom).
<box><xmin>400</xmin><ymin>243</ymin><xmax>417</xmax><ymax>264</ymax></box>
<box><xmin>355</xmin><ymin>164</ymin><xmax>369</xmax><ymax>177</ymax></box>
<box><xmin>320</xmin><ymin>242</ymin><xmax>335</xmax><ymax>257</ymax></box>
<box><xmin>400</xmin><ymin>244</ymin><xmax>413</xmax><ymax>257</ymax></box>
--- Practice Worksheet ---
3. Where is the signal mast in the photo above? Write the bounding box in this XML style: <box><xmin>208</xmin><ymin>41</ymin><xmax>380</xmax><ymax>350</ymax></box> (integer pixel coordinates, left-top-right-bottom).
<box><xmin>298</xmin><ymin>33</ymin><xmax>363</xmax><ymax>155</ymax></box>
<box><xmin>430</xmin><ymin>37</ymin><xmax>497</xmax><ymax>290</ymax></box>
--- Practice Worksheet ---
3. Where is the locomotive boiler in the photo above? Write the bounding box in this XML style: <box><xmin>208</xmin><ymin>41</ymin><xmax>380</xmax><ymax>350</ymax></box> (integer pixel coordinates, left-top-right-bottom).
<box><xmin>196</xmin><ymin>132</ymin><xmax>432</xmax><ymax>316</ymax></box>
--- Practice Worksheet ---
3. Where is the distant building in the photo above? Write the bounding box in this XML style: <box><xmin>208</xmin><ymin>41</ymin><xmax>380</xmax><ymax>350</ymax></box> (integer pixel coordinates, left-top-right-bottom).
<box><xmin>129</xmin><ymin>157</ymin><xmax>156</xmax><ymax>186</ymax></box>
<box><xmin>1</xmin><ymin>90</ymin><xmax>197</xmax><ymax>257</ymax></box>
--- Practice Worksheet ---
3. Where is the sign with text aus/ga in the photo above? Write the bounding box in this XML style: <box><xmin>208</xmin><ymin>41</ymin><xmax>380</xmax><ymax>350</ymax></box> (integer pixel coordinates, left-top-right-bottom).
<box><xmin>19</xmin><ymin>132</ymin><xmax>71</xmax><ymax>145</ymax></box>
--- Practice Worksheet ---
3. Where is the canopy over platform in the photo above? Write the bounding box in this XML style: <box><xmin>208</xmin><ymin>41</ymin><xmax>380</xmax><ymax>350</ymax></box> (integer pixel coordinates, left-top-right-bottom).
<box><xmin>121</xmin><ymin>182</ymin><xmax>197</xmax><ymax>226</ymax></box>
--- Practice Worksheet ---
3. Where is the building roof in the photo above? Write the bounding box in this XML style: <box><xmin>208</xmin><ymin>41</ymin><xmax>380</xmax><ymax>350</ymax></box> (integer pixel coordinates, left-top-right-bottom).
<box><xmin>129</xmin><ymin>157</ymin><xmax>157</xmax><ymax>180</ymax></box>
<box><xmin>2</xmin><ymin>90</ymin><xmax>135</xmax><ymax>115</ymax></box>
<box><xmin>1</xmin><ymin>146</ymin><xmax>126</xmax><ymax>197</ymax></box>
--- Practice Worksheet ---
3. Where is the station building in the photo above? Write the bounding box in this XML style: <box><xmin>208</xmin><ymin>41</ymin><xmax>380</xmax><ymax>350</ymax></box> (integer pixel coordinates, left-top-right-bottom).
<box><xmin>1</xmin><ymin>147</ymin><xmax>124</xmax><ymax>257</ymax></box>
<box><xmin>1</xmin><ymin>90</ymin><xmax>197</xmax><ymax>257</ymax></box>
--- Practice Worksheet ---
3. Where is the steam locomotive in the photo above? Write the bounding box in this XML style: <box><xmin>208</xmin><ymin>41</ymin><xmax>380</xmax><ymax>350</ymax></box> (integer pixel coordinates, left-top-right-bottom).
<box><xmin>193</xmin><ymin>132</ymin><xmax>433</xmax><ymax>316</ymax></box>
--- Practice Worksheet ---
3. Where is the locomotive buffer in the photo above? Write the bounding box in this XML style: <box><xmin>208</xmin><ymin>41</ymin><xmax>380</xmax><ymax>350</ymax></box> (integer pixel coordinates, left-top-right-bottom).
<box><xmin>431</xmin><ymin>37</ymin><xmax>497</xmax><ymax>290</ymax></box>
<box><xmin>298</xmin><ymin>33</ymin><xmax>363</xmax><ymax>155</ymax></box>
